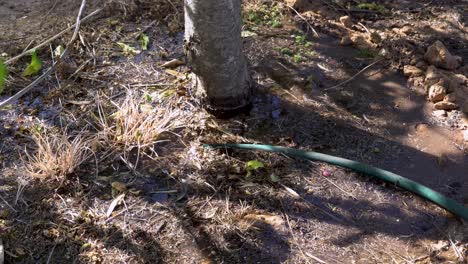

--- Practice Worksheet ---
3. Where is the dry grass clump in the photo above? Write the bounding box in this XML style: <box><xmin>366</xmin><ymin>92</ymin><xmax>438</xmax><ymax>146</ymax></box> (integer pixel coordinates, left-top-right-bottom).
<box><xmin>23</xmin><ymin>131</ymin><xmax>91</xmax><ymax>181</ymax></box>
<box><xmin>96</xmin><ymin>89</ymin><xmax>183</xmax><ymax>153</ymax></box>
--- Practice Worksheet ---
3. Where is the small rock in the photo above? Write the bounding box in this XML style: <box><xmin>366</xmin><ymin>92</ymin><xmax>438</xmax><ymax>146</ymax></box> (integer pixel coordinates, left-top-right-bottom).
<box><xmin>434</xmin><ymin>101</ymin><xmax>459</xmax><ymax>110</ymax></box>
<box><xmin>453</xmin><ymin>74</ymin><xmax>468</xmax><ymax>85</ymax></box>
<box><xmin>438</xmin><ymin>78</ymin><xmax>459</xmax><ymax>93</ymax></box>
<box><xmin>428</xmin><ymin>84</ymin><xmax>446</xmax><ymax>102</ymax></box>
<box><xmin>403</xmin><ymin>65</ymin><xmax>424</xmax><ymax>77</ymax></box>
<box><xmin>424</xmin><ymin>40</ymin><xmax>462</xmax><ymax>70</ymax></box>
<box><xmin>425</xmin><ymin>65</ymin><xmax>442</xmax><ymax>86</ymax></box>
<box><xmin>340</xmin><ymin>16</ymin><xmax>353</xmax><ymax>28</ymax></box>
<box><xmin>340</xmin><ymin>36</ymin><xmax>352</xmax><ymax>46</ymax></box>
<box><xmin>433</xmin><ymin>110</ymin><xmax>447</xmax><ymax>118</ymax></box>
<box><xmin>425</xmin><ymin>66</ymin><xmax>459</xmax><ymax>92</ymax></box>
<box><xmin>444</xmin><ymin>93</ymin><xmax>457</xmax><ymax>103</ymax></box>
<box><xmin>378</xmin><ymin>48</ymin><xmax>391</xmax><ymax>58</ymax></box>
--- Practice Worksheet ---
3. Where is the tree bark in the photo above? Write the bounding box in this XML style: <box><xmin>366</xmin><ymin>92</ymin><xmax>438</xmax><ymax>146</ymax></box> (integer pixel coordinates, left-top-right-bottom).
<box><xmin>184</xmin><ymin>0</ymin><xmax>251</xmax><ymax>112</ymax></box>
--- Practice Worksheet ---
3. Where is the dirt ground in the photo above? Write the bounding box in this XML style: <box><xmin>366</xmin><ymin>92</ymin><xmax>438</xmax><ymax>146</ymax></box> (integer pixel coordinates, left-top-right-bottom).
<box><xmin>0</xmin><ymin>0</ymin><xmax>467</xmax><ymax>263</ymax></box>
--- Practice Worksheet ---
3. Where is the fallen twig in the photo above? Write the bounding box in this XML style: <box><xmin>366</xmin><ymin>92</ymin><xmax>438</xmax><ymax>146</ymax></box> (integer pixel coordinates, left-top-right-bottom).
<box><xmin>0</xmin><ymin>193</ymin><xmax>17</xmax><ymax>212</ymax></box>
<box><xmin>279</xmin><ymin>183</ymin><xmax>348</xmax><ymax>224</ymax></box>
<box><xmin>283</xmin><ymin>3</ymin><xmax>320</xmax><ymax>38</ymax></box>
<box><xmin>324</xmin><ymin>58</ymin><xmax>384</xmax><ymax>91</ymax></box>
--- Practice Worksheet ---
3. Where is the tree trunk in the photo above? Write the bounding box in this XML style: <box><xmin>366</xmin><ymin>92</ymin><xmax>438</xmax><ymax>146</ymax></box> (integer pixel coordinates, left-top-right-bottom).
<box><xmin>184</xmin><ymin>0</ymin><xmax>251</xmax><ymax>113</ymax></box>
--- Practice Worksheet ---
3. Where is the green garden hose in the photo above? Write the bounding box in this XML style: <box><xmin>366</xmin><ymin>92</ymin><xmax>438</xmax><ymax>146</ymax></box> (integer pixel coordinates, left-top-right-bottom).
<box><xmin>204</xmin><ymin>143</ymin><xmax>468</xmax><ymax>220</ymax></box>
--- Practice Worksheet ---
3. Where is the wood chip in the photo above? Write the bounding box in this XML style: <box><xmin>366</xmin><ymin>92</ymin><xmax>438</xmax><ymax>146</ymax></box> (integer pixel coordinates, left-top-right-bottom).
<box><xmin>161</xmin><ymin>59</ymin><xmax>184</xmax><ymax>68</ymax></box>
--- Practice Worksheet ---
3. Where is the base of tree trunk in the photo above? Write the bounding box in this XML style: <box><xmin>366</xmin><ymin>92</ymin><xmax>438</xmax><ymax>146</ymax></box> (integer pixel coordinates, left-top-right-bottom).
<box><xmin>191</xmin><ymin>72</ymin><xmax>252</xmax><ymax>115</ymax></box>
<box><xmin>206</xmin><ymin>101</ymin><xmax>253</xmax><ymax>118</ymax></box>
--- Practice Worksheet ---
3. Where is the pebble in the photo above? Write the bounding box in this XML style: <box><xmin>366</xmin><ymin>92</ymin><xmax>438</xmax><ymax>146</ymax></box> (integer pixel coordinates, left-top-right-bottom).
<box><xmin>403</xmin><ymin>65</ymin><xmax>424</xmax><ymax>77</ymax></box>
<box><xmin>434</xmin><ymin>101</ymin><xmax>459</xmax><ymax>111</ymax></box>
<box><xmin>444</xmin><ymin>93</ymin><xmax>457</xmax><ymax>103</ymax></box>
<box><xmin>428</xmin><ymin>84</ymin><xmax>446</xmax><ymax>103</ymax></box>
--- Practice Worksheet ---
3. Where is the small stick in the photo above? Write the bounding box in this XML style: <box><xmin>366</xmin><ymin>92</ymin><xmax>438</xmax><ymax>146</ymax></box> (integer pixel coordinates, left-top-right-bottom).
<box><xmin>0</xmin><ymin>194</ymin><xmax>17</xmax><ymax>212</ymax></box>
<box><xmin>324</xmin><ymin>58</ymin><xmax>384</xmax><ymax>91</ymax></box>
<box><xmin>280</xmin><ymin>199</ymin><xmax>312</xmax><ymax>264</ymax></box>
<box><xmin>305</xmin><ymin>253</ymin><xmax>328</xmax><ymax>264</ymax></box>
<box><xmin>165</xmin><ymin>0</ymin><xmax>179</xmax><ymax>14</ymax></box>
<box><xmin>358</xmin><ymin>22</ymin><xmax>371</xmax><ymax>34</ymax></box>
<box><xmin>279</xmin><ymin>183</ymin><xmax>347</xmax><ymax>223</ymax></box>
<box><xmin>45</xmin><ymin>244</ymin><xmax>56</xmax><ymax>264</ymax></box>
<box><xmin>0</xmin><ymin>238</ymin><xmax>3</xmax><ymax>264</ymax></box>
<box><xmin>283</xmin><ymin>3</ymin><xmax>320</xmax><ymax>38</ymax></box>
<box><xmin>304</xmin><ymin>174</ymin><xmax>358</xmax><ymax>200</ymax></box>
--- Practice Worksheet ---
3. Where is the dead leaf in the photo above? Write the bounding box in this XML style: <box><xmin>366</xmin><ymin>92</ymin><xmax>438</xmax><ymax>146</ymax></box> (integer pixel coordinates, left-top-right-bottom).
<box><xmin>242</xmin><ymin>213</ymin><xmax>284</xmax><ymax>227</ymax></box>
<box><xmin>111</xmin><ymin>181</ymin><xmax>127</xmax><ymax>192</ymax></box>
<box><xmin>14</xmin><ymin>247</ymin><xmax>25</xmax><ymax>256</ymax></box>
<box><xmin>280</xmin><ymin>183</ymin><xmax>300</xmax><ymax>198</ymax></box>
<box><xmin>106</xmin><ymin>193</ymin><xmax>125</xmax><ymax>218</ymax></box>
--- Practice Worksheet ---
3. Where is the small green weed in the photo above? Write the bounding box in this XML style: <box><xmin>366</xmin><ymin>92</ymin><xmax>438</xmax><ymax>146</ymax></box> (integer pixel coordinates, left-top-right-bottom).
<box><xmin>356</xmin><ymin>3</ymin><xmax>387</xmax><ymax>13</ymax></box>
<box><xmin>293</xmin><ymin>54</ymin><xmax>303</xmax><ymax>63</ymax></box>
<box><xmin>280</xmin><ymin>47</ymin><xmax>294</xmax><ymax>56</ymax></box>
<box><xmin>22</xmin><ymin>50</ymin><xmax>42</xmax><ymax>77</ymax></box>
<box><xmin>356</xmin><ymin>49</ymin><xmax>377</xmax><ymax>59</ymax></box>
<box><xmin>0</xmin><ymin>59</ymin><xmax>6</xmax><ymax>94</ymax></box>
<box><xmin>243</xmin><ymin>4</ymin><xmax>284</xmax><ymax>29</ymax></box>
